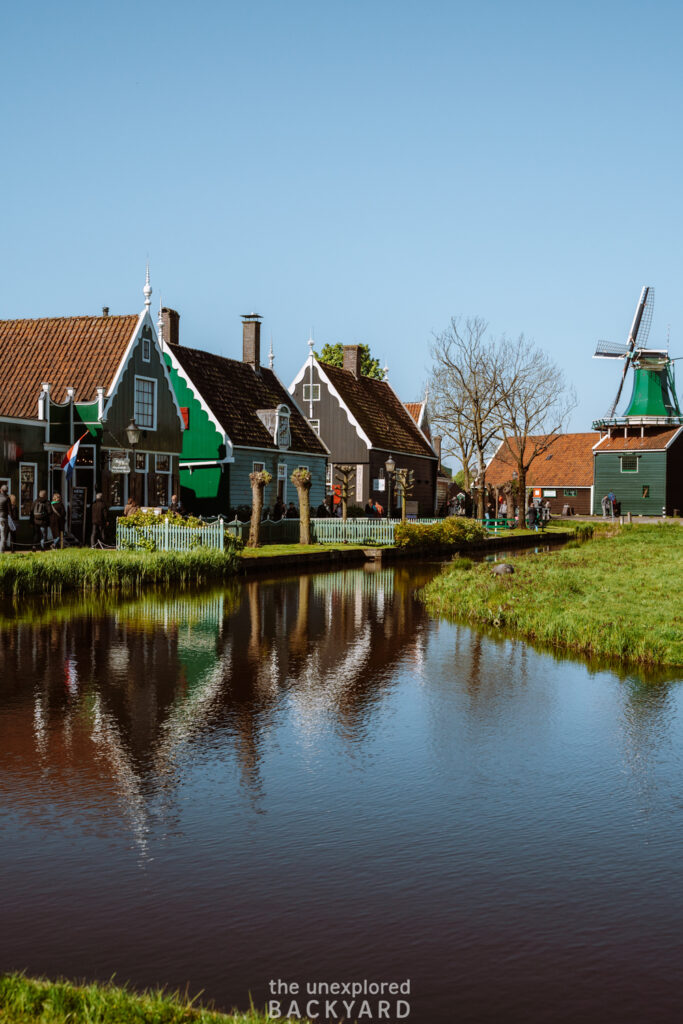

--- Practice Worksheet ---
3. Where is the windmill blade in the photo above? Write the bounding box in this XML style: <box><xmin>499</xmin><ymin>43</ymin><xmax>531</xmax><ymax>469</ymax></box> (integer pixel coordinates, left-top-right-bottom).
<box><xmin>594</xmin><ymin>340</ymin><xmax>629</xmax><ymax>358</ymax></box>
<box><xmin>608</xmin><ymin>357</ymin><xmax>630</xmax><ymax>418</ymax></box>
<box><xmin>627</xmin><ymin>286</ymin><xmax>654</xmax><ymax>351</ymax></box>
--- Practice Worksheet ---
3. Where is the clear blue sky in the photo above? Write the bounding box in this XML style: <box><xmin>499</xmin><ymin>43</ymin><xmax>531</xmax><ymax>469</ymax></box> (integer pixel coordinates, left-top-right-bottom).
<box><xmin>2</xmin><ymin>0</ymin><xmax>682</xmax><ymax>442</ymax></box>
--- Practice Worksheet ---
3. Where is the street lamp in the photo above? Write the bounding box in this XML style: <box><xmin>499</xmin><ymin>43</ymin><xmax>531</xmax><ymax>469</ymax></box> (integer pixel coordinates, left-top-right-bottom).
<box><xmin>385</xmin><ymin>454</ymin><xmax>396</xmax><ymax>519</ymax></box>
<box><xmin>126</xmin><ymin>419</ymin><xmax>141</xmax><ymax>448</ymax></box>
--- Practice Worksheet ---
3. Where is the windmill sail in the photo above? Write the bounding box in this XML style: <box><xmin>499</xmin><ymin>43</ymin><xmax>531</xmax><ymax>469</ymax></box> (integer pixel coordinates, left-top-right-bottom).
<box><xmin>594</xmin><ymin>340</ymin><xmax>629</xmax><ymax>358</ymax></box>
<box><xmin>607</xmin><ymin>286</ymin><xmax>654</xmax><ymax>418</ymax></box>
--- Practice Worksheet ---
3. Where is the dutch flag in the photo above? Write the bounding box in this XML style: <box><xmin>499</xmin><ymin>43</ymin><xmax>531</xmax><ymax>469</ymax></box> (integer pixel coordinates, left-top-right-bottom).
<box><xmin>60</xmin><ymin>431</ymin><xmax>90</xmax><ymax>482</ymax></box>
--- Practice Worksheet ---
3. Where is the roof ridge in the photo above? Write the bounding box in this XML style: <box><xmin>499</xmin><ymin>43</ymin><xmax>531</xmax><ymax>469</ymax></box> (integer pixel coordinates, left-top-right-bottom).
<box><xmin>0</xmin><ymin>313</ymin><xmax>137</xmax><ymax>325</ymax></box>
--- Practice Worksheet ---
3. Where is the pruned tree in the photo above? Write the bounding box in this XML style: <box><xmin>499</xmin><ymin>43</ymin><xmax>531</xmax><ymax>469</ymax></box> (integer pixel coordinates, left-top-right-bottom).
<box><xmin>316</xmin><ymin>342</ymin><xmax>385</xmax><ymax>380</ymax></box>
<box><xmin>496</xmin><ymin>336</ymin><xmax>577</xmax><ymax>527</ymax></box>
<box><xmin>248</xmin><ymin>469</ymin><xmax>272</xmax><ymax>547</ymax></box>
<box><xmin>395</xmin><ymin>467</ymin><xmax>415</xmax><ymax>523</ymax></box>
<box><xmin>335</xmin><ymin>465</ymin><xmax>356</xmax><ymax>522</ymax></box>
<box><xmin>429</xmin><ymin>317</ymin><xmax>507</xmax><ymax>517</ymax></box>
<box><xmin>291</xmin><ymin>467</ymin><xmax>312</xmax><ymax>544</ymax></box>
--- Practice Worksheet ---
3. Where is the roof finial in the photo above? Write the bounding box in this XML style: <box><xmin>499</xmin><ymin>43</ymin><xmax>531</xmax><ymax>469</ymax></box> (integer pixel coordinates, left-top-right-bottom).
<box><xmin>383</xmin><ymin>364</ymin><xmax>389</xmax><ymax>380</ymax></box>
<box><xmin>157</xmin><ymin>298</ymin><xmax>164</xmax><ymax>350</ymax></box>
<box><xmin>424</xmin><ymin>383</ymin><xmax>429</xmax><ymax>402</ymax></box>
<box><xmin>143</xmin><ymin>262</ymin><xmax>152</xmax><ymax>309</ymax></box>
<box><xmin>308</xmin><ymin>327</ymin><xmax>315</xmax><ymax>356</ymax></box>
<box><xmin>269</xmin><ymin>335</ymin><xmax>274</xmax><ymax>369</ymax></box>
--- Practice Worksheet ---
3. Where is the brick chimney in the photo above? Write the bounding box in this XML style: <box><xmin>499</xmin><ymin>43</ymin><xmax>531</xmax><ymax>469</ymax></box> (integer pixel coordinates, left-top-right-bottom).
<box><xmin>242</xmin><ymin>314</ymin><xmax>262</xmax><ymax>370</ymax></box>
<box><xmin>162</xmin><ymin>307</ymin><xmax>180</xmax><ymax>346</ymax></box>
<box><xmin>433</xmin><ymin>434</ymin><xmax>442</xmax><ymax>467</ymax></box>
<box><xmin>343</xmin><ymin>345</ymin><xmax>362</xmax><ymax>377</ymax></box>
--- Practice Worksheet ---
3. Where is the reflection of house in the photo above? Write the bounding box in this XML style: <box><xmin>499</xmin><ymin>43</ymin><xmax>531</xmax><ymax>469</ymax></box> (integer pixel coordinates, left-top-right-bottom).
<box><xmin>486</xmin><ymin>433</ymin><xmax>600</xmax><ymax>515</ymax></box>
<box><xmin>0</xmin><ymin>275</ymin><xmax>184</xmax><ymax>539</ymax></box>
<box><xmin>289</xmin><ymin>345</ymin><xmax>438</xmax><ymax>515</ymax></box>
<box><xmin>164</xmin><ymin>313</ymin><xmax>328</xmax><ymax>514</ymax></box>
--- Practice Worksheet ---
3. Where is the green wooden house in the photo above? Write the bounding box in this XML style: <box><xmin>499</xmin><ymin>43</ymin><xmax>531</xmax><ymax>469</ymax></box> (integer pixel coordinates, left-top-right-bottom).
<box><xmin>163</xmin><ymin>312</ymin><xmax>328</xmax><ymax>516</ymax></box>
<box><xmin>0</xmin><ymin>275</ymin><xmax>185</xmax><ymax>542</ymax></box>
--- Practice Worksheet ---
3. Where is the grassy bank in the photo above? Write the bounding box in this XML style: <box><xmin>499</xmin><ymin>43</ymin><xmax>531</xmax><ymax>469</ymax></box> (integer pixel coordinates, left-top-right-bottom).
<box><xmin>0</xmin><ymin>548</ymin><xmax>240</xmax><ymax>598</ymax></box>
<box><xmin>0</xmin><ymin>974</ymin><xmax>301</xmax><ymax>1024</ymax></box>
<box><xmin>421</xmin><ymin>524</ymin><xmax>683</xmax><ymax>666</ymax></box>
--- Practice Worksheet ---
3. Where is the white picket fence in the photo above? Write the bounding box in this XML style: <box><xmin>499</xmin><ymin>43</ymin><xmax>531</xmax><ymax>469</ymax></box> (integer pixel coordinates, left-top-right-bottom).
<box><xmin>311</xmin><ymin>517</ymin><xmax>441</xmax><ymax>545</ymax></box>
<box><xmin>117</xmin><ymin>518</ymin><xmax>225</xmax><ymax>552</ymax></box>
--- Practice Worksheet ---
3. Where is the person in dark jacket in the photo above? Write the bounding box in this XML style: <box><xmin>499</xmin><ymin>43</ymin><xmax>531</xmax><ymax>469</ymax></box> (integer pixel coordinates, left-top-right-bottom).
<box><xmin>285</xmin><ymin>502</ymin><xmax>298</xmax><ymax>519</ymax></box>
<box><xmin>91</xmin><ymin>493</ymin><xmax>109</xmax><ymax>547</ymax></box>
<box><xmin>0</xmin><ymin>483</ymin><xmax>9</xmax><ymax>553</ymax></box>
<box><xmin>272</xmin><ymin>498</ymin><xmax>285</xmax><ymax>521</ymax></box>
<box><xmin>50</xmin><ymin>493</ymin><xmax>66</xmax><ymax>549</ymax></box>
<box><xmin>31</xmin><ymin>489</ymin><xmax>51</xmax><ymax>551</ymax></box>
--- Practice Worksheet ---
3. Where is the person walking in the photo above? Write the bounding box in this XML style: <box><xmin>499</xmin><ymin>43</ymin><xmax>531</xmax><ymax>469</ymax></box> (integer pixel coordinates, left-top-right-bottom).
<box><xmin>31</xmin><ymin>489</ymin><xmax>51</xmax><ymax>551</ymax></box>
<box><xmin>0</xmin><ymin>483</ymin><xmax>9</xmax><ymax>553</ymax></box>
<box><xmin>8</xmin><ymin>494</ymin><xmax>18</xmax><ymax>550</ymax></box>
<box><xmin>50</xmin><ymin>493</ymin><xmax>66</xmax><ymax>549</ymax></box>
<box><xmin>91</xmin><ymin>492</ymin><xmax>109</xmax><ymax>547</ymax></box>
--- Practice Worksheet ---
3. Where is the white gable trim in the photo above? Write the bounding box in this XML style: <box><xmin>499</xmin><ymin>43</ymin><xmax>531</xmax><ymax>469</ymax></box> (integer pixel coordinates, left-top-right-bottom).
<box><xmin>289</xmin><ymin>356</ymin><xmax>372</xmax><ymax>449</ymax></box>
<box><xmin>284</xmin><ymin>365</ymin><xmax>332</xmax><ymax>456</ymax></box>
<box><xmin>101</xmin><ymin>310</ymin><xmax>186</xmax><ymax>433</ymax></box>
<box><xmin>164</xmin><ymin>345</ymin><xmax>234</xmax><ymax>462</ymax></box>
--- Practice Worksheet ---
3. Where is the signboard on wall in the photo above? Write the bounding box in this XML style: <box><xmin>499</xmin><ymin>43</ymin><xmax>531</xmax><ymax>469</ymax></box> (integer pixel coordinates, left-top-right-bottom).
<box><xmin>69</xmin><ymin>486</ymin><xmax>88</xmax><ymax>545</ymax></box>
<box><xmin>542</xmin><ymin>489</ymin><xmax>557</xmax><ymax>498</ymax></box>
<box><xmin>110</xmin><ymin>457</ymin><xmax>131</xmax><ymax>474</ymax></box>
<box><xmin>373</xmin><ymin>479</ymin><xmax>386</xmax><ymax>492</ymax></box>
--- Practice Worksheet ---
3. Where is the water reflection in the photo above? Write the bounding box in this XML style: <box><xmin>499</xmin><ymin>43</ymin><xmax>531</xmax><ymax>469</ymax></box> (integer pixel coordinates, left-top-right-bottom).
<box><xmin>2</xmin><ymin>564</ymin><xmax>683</xmax><ymax>1023</ymax></box>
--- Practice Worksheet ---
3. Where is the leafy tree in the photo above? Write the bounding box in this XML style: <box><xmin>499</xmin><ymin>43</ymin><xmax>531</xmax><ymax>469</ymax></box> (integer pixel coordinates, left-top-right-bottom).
<box><xmin>316</xmin><ymin>342</ymin><xmax>385</xmax><ymax>380</ymax></box>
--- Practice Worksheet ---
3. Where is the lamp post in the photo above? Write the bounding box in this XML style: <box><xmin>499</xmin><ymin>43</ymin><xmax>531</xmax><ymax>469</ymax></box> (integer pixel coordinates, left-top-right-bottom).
<box><xmin>385</xmin><ymin>454</ymin><xmax>396</xmax><ymax>519</ymax></box>
<box><xmin>126</xmin><ymin>419</ymin><xmax>141</xmax><ymax>506</ymax></box>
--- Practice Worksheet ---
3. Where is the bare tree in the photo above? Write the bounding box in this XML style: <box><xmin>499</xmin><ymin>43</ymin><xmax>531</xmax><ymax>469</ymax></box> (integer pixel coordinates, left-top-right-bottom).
<box><xmin>335</xmin><ymin>465</ymin><xmax>356</xmax><ymax>522</ymax></box>
<box><xmin>496</xmin><ymin>337</ymin><xmax>577</xmax><ymax>526</ymax></box>
<box><xmin>429</xmin><ymin>317</ymin><xmax>506</xmax><ymax>517</ymax></box>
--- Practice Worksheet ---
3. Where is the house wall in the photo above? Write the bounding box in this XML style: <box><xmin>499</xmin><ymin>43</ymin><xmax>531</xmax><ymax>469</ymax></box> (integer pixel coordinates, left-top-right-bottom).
<box><xmin>593</xmin><ymin>452</ymin><xmax>667</xmax><ymax>515</ymax></box>
<box><xmin>0</xmin><ymin>419</ymin><xmax>47</xmax><ymax>544</ymax></box>
<box><xmin>665</xmin><ymin>435</ymin><xmax>683</xmax><ymax>515</ymax></box>
<box><xmin>291</xmin><ymin>362</ymin><xmax>368</xmax><ymax>465</ymax></box>
<box><xmin>369</xmin><ymin>449</ymin><xmax>437</xmax><ymax>517</ymax></box>
<box><xmin>231</xmin><ymin>448</ymin><xmax>327</xmax><ymax>514</ymax></box>
<box><xmin>103</xmin><ymin>325</ymin><xmax>183</xmax><ymax>455</ymax></box>
<box><xmin>524</xmin><ymin>486</ymin><xmax>592</xmax><ymax>516</ymax></box>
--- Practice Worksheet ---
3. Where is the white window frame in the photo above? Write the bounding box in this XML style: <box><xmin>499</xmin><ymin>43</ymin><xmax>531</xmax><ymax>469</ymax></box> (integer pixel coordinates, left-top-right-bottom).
<box><xmin>142</xmin><ymin>337</ymin><xmax>151</xmax><ymax>363</ymax></box>
<box><xmin>277</xmin><ymin>462</ymin><xmax>287</xmax><ymax>503</ymax></box>
<box><xmin>19</xmin><ymin>461</ymin><xmax>37</xmax><ymax>520</ymax></box>
<box><xmin>620</xmin><ymin>455</ymin><xmax>639</xmax><ymax>473</ymax></box>
<box><xmin>309</xmin><ymin>419</ymin><xmax>320</xmax><ymax>435</ymax></box>
<box><xmin>253</xmin><ymin>461</ymin><xmax>265</xmax><ymax>474</ymax></box>
<box><xmin>134</xmin><ymin>375</ymin><xmax>158</xmax><ymax>431</ymax></box>
<box><xmin>326</xmin><ymin>463</ymin><xmax>333</xmax><ymax>489</ymax></box>
<box><xmin>153</xmin><ymin>454</ymin><xmax>172</xmax><ymax>506</ymax></box>
<box><xmin>303</xmin><ymin>383</ymin><xmax>320</xmax><ymax>402</ymax></box>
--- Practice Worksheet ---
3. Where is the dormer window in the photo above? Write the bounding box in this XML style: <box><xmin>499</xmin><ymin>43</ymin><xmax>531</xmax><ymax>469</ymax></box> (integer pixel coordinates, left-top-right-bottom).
<box><xmin>276</xmin><ymin>405</ymin><xmax>291</xmax><ymax>449</ymax></box>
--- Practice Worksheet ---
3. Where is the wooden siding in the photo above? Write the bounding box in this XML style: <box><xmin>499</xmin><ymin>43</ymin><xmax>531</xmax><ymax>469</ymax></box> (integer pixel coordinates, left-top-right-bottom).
<box><xmin>103</xmin><ymin>325</ymin><xmax>183</xmax><ymax>454</ymax></box>
<box><xmin>369</xmin><ymin>449</ymin><xmax>437</xmax><ymax>517</ymax></box>
<box><xmin>292</xmin><ymin>363</ymin><xmax>368</xmax><ymax>464</ymax></box>
<box><xmin>665</xmin><ymin>434</ymin><xmax>683</xmax><ymax>515</ymax></box>
<box><xmin>165</xmin><ymin>355</ymin><xmax>225</xmax><ymax>462</ymax></box>
<box><xmin>231</xmin><ymin>448</ymin><xmax>327</xmax><ymax>512</ymax></box>
<box><xmin>593</xmin><ymin>451</ymin><xmax>667</xmax><ymax>515</ymax></box>
<box><xmin>0</xmin><ymin>420</ymin><xmax>47</xmax><ymax>544</ymax></box>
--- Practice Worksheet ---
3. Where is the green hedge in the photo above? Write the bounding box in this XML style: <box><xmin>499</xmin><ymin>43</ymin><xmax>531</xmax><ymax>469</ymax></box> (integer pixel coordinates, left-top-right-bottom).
<box><xmin>394</xmin><ymin>517</ymin><xmax>487</xmax><ymax>549</ymax></box>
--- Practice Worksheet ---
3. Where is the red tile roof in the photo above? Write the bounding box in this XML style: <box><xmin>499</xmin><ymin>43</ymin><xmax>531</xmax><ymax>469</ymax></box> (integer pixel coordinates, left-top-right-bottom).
<box><xmin>321</xmin><ymin>363</ymin><xmax>435</xmax><ymax>458</ymax></box>
<box><xmin>594</xmin><ymin>427</ymin><xmax>683</xmax><ymax>451</ymax></box>
<box><xmin>486</xmin><ymin>433</ymin><xmax>600</xmax><ymax>487</ymax></box>
<box><xmin>0</xmin><ymin>314</ymin><xmax>138</xmax><ymax>419</ymax></box>
<box><xmin>170</xmin><ymin>345</ymin><xmax>327</xmax><ymax>455</ymax></box>
<box><xmin>404</xmin><ymin>402</ymin><xmax>423</xmax><ymax>424</ymax></box>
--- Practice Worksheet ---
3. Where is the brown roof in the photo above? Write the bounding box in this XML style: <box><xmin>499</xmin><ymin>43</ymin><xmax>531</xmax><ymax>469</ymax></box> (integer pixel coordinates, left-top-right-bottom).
<box><xmin>594</xmin><ymin>427</ymin><xmax>683</xmax><ymax>452</ymax></box>
<box><xmin>321</xmin><ymin>362</ymin><xmax>435</xmax><ymax>458</ymax></box>
<box><xmin>486</xmin><ymin>433</ymin><xmax>600</xmax><ymax>487</ymax></box>
<box><xmin>404</xmin><ymin>402</ymin><xmax>423</xmax><ymax>424</ymax></box>
<box><xmin>0</xmin><ymin>314</ymin><xmax>138</xmax><ymax>419</ymax></box>
<box><xmin>171</xmin><ymin>345</ymin><xmax>327</xmax><ymax>455</ymax></box>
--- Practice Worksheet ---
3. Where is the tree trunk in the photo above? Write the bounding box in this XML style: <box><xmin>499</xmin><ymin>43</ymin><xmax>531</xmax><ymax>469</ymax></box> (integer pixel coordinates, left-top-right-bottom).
<box><xmin>518</xmin><ymin>462</ymin><xmax>527</xmax><ymax>528</ymax></box>
<box><xmin>476</xmin><ymin>455</ymin><xmax>486</xmax><ymax>518</ymax></box>
<box><xmin>294</xmin><ymin>479</ymin><xmax>311</xmax><ymax>544</ymax></box>
<box><xmin>248</xmin><ymin>481</ymin><xmax>264</xmax><ymax>547</ymax></box>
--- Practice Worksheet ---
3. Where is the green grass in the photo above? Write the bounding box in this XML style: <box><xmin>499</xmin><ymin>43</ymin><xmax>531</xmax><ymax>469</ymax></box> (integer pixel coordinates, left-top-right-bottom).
<box><xmin>241</xmin><ymin>543</ymin><xmax>369</xmax><ymax>557</ymax></box>
<box><xmin>0</xmin><ymin>548</ymin><xmax>240</xmax><ymax>598</ymax></box>
<box><xmin>0</xmin><ymin>974</ymin><xmax>305</xmax><ymax>1023</ymax></box>
<box><xmin>421</xmin><ymin>524</ymin><xmax>683</xmax><ymax>666</ymax></box>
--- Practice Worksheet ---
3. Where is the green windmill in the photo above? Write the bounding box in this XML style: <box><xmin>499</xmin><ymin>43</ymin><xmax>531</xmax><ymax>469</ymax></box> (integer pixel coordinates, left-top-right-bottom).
<box><xmin>593</xmin><ymin>287</ymin><xmax>682</xmax><ymax>427</ymax></box>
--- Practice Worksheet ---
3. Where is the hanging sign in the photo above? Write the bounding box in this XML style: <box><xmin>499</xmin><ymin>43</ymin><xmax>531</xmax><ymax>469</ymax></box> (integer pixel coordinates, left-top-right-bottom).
<box><xmin>533</xmin><ymin>488</ymin><xmax>542</xmax><ymax>498</ymax></box>
<box><xmin>110</xmin><ymin>456</ymin><xmax>131</xmax><ymax>474</ymax></box>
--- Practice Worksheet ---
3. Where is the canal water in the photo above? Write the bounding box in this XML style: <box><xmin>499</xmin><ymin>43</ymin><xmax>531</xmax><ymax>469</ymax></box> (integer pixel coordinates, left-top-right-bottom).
<box><xmin>1</xmin><ymin>561</ymin><xmax>683</xmax><ymax>1024</ymax></box>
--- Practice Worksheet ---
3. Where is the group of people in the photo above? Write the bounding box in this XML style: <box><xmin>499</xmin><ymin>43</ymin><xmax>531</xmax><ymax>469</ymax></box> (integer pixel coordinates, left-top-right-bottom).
<box><xmin>601</xmin><ymin>491</ymin><xmax>619</xmax><ymax>517</ymax></box>
<box><xmin>266</xmin><ymin>498</ymin><xmax>299</xmax><ymax>521</ymax></box>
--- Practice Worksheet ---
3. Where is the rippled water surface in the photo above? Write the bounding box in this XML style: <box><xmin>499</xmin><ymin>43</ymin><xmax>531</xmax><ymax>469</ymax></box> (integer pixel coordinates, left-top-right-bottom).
<box><xmin>2</xmin><ymin>563</ymin><xmax>683</xmax><ymax>1024</ymax></box>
